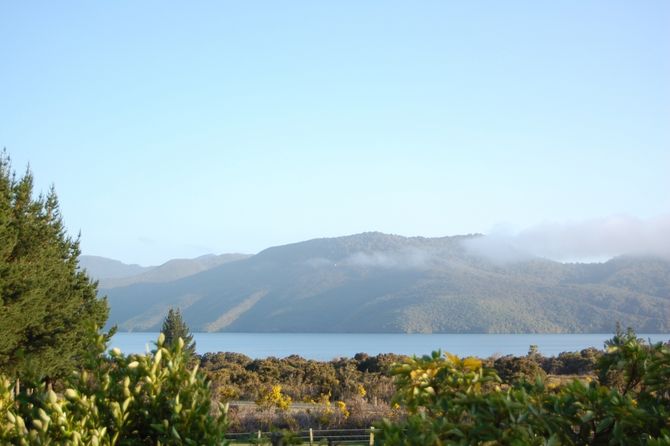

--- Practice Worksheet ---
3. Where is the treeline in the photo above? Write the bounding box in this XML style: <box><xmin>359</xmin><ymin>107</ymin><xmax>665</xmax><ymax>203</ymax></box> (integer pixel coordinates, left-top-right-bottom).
<box><xmin>197</xmin><ymin>344</ymin><xmax>608</xmax><ymax>434</ymax></box>
<box><xmin>200</xmin><ymin>352</ymin><xmax>402</xmax><ymax>404</ymax></box>
<box><xmin>198</xmin><ymin>346</ymin><xmax>602</xmax><ymax>405</ymax></box>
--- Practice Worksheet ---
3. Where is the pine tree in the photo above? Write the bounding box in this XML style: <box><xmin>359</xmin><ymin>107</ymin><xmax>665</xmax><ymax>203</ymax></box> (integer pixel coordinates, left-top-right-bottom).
<box><xmin>160</xmin><ymin>307</ymin><xmax>196</xmax><ymax>359</ymax></box>
<box><xmin>0</xmin><ymin>150</ymin><xmax>109</xmax><ymax>385</ymax></box>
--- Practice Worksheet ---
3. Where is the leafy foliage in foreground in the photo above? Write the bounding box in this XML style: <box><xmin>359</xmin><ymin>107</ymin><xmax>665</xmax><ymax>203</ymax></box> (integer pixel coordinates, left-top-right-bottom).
<box><xmin>377</xmin><ymin>329</ymin><xmax>670</xmax><ymax>445</ymax></box>
<box><xmin>0</xmin><ymin>333</ymin><xmax>227</xmax><ymax>445</ymax></box>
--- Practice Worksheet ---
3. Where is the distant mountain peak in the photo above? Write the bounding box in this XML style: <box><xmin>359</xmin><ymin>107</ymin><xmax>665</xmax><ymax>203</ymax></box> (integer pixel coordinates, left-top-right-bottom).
<box><xmin>81</xmin><ymin>253</ymin><xmax>251</xmax><ymax>288</ymax></box>
<box><xmin>79</xmin><ymin>255</ymin><xmax>153</xmax><ymax>280</ymax></box>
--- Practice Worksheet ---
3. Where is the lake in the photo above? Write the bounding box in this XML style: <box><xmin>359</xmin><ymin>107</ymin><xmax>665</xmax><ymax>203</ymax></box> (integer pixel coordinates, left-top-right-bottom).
<box><xmin>110</xmin><ymin>332</ymin><xmax>670</xmax><ymax>360</ymax></box>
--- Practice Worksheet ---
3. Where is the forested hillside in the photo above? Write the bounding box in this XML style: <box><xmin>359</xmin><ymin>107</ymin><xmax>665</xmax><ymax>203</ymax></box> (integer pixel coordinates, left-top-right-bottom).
<box><xmin>103</xmin><ymin>232</ymin><xmax>670</xmax><ymax>333</ymax></box>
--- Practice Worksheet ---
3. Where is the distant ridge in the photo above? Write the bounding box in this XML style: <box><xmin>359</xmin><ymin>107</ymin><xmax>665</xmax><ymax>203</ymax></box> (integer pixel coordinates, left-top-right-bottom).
<box><xmin>79</xmin><ymin>255</ymin><xmax>153</xmax><ymax>280</ymax></box>
<box><xmin>80</xmin><ymin>253</ymin><xmax>251</xmax><ymax>288</ymax></box>
<box><xmin>98</xmin><ymin>232</ymin><xmax>670</xmax><ymax>334</ymax></box>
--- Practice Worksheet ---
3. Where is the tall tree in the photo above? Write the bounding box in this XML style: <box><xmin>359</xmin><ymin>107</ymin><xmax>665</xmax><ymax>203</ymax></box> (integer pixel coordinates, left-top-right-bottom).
<box><xmin>0</xmin><ymin>150</ymin><xmax>109</xmax><ymax>384</ymax></box>
<box><xmin>161</xmin><ymin>307</ymin><xmax>196</xmax><ymax>359</ymax></box>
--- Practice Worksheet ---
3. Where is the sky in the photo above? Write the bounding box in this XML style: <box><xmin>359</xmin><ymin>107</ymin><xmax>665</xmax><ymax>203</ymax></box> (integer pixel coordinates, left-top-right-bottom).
<box><xmin>1</xmin><ymin>1</ymin><xmax>669</xmax><ymax>265</ymax></box>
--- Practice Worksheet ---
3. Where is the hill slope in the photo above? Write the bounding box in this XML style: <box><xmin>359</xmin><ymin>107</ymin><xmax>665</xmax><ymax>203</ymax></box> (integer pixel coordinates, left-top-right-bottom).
<box><xmin>82</xmin><ymin>254</ymin><xmax>251</xmax><ymax>288</ymax></box>
<box><xmin>102</xmin><ymin>232</ymin><xmax>670</xmax><ymax>333</ymax></box>
<box><xmin>98</xmin><ymin>254</ymin><xmax>251</xmax><ymax>288</ymax></box>
<box><xmin>80</xmin><ymin>255</ymin><xmax>153</xmax><ymax>279</ymax></box>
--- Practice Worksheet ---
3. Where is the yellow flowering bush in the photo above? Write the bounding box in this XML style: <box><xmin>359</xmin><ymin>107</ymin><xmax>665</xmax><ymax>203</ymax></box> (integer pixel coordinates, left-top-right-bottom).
<box><xmin>255</xmin><ymin>384</ymin><xmax>292</xmax><ymax>412</ymax></box>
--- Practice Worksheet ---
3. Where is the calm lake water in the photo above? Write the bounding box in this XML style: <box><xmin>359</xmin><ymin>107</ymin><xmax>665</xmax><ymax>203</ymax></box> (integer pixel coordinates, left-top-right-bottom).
<box><xmin>110</xmin><ymin>332</ymin><xmax>670</xmax><ymax>360</ymax></box>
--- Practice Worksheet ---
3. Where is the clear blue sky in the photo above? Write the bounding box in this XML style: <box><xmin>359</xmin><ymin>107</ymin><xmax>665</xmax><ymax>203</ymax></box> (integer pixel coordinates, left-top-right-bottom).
<box><xmin>2</xmin><ymin>1</ymin><xmax>669</xmax><ymax>265</ymax></box>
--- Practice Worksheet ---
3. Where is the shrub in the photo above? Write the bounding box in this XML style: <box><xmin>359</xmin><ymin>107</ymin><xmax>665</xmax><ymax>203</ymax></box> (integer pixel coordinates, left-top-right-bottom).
<box><xmin>377</xmin><ymin>332</ymin><xmax>670</xmax><ymax>445</ymax></box>
<box><xmin>0</xmin><ymin>332</ymin><xmax>227</xmax><ymax>445</ymax></box>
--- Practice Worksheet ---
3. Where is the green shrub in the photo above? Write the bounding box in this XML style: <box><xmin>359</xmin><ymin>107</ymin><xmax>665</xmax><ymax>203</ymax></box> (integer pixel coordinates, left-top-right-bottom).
<box><xmin>377</xmin><ymin>332</ymin><xmax>670</xmax><ymax>445</ymax></box>
<box><xmin>0</xmin><ymin>332</ymin><xmax>227</xmax><ymax>445</ymax></box>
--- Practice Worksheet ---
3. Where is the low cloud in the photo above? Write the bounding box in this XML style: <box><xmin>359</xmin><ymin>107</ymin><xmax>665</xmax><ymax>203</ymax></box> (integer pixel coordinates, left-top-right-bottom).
<box><xmin>305</xmin><ymin>257</ymin><xmax>333</xmax><ymax>268</ymax></box>
<box><xmin>343</xmin><ymin>249</ymin><xmax>433</xmax><ymax>269</ymax></box>
<box><xmin>306</xmin><ymin>249</ymin><xmax>435</xmax><ymax>270</ymax></box>
<box><xmin>463</xmin><ymin>215</ymin><xmax>670</xmax><ymax>263</ymax></box>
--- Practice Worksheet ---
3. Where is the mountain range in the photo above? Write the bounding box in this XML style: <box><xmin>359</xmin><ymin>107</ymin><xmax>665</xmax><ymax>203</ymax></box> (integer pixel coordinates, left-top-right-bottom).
<box><xmin>85</xmin><ymin>232</ymin><xmax>670</xmax><ymax>333</ymax></box>
<box><xmin>80</xmin><ymin>253</ymin><xmax>251</xmax><ymax>289</ymax></box>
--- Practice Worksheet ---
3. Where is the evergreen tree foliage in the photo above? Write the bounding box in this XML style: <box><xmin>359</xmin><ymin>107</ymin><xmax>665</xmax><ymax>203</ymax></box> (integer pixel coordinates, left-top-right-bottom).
<box><xmin>161</xmin><ymin>307</ymin><xmax>196</xmax><ymax>359</ymax></box>
<box><xmin>0</xmin><ymin>150</ymin><xmax>109</xmax><ymax>384</ymax></box>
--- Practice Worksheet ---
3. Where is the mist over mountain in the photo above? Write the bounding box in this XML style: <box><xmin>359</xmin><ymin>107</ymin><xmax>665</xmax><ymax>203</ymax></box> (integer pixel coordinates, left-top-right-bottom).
<box><xmin>462</xmin><ymin>215</ymin><xmax>670</xmax><ymax>263</ymax></box>
<box><xmin>98</xmin><ymin>232</ymin><xmax>670</xmax><ymax>334</ymax></box>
